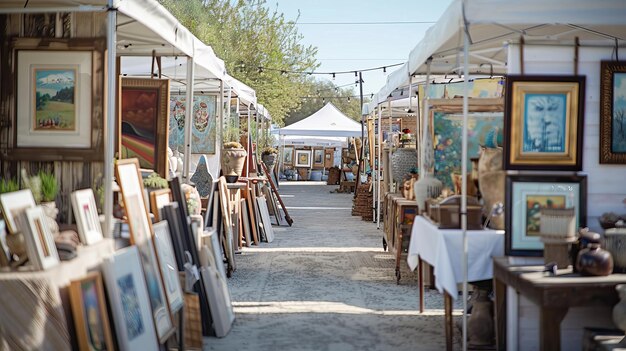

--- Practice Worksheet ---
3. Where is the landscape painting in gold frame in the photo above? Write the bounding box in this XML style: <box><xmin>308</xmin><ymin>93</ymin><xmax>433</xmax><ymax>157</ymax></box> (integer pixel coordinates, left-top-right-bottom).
<box><xmin>503</xmin><ymin>75</ymin><xmax>585</xmax><ymax>171</ymax></box>
<box><xmin>600</xmin><ymin>61</ymin><xmax>626</xmax><ymax>164</ymax></box>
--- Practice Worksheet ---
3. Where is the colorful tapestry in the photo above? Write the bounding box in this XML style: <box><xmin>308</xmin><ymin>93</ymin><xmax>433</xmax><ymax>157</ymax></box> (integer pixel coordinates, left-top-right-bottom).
<box><xmin>169</xmin><ymin>95</ymin><xmax>218</xmax><ymax>154</ymax></box>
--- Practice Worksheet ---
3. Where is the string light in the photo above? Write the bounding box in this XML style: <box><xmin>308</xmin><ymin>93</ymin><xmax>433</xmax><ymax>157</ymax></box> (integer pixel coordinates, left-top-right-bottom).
<box><xmin>251</xmin><ymin>62</ymin><xmax>404</xmax><ymax>78</ymax></box>
<box><xmin>332</xmin><ymin>73</ymin><xmax>336</xmax><ymax>80</ymax></box>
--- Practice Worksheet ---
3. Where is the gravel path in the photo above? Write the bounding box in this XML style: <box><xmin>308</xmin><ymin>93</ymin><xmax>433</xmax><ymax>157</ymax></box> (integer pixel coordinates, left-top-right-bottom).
<box><xmin>204</xmin><ymin>182</ymin><xmax>461</xmax><ymax>351</ymax></box>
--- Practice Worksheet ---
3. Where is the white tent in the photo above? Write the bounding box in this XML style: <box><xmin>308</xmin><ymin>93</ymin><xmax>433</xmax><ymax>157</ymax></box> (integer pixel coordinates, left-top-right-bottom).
<box><xmin>279</xmin><ymin>102</ymin><xmax>361</xmax><ymax>137</ymax></box>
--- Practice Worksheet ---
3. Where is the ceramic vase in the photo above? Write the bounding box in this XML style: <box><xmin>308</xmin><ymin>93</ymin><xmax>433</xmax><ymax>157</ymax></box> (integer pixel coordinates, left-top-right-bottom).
<box><xmin>576</xmin><ymin>231</ymin><xmax>614</xmax><ymax>276</ymax></box>
<box><xmin>390</xmin><ymin>148</ymin><xmax>417</xmax><ymax>185</ymax></box>
<box><xmin>221</xmin><ymin>148</ymin><xmax>247</xmax><ymax>183</ymax></box>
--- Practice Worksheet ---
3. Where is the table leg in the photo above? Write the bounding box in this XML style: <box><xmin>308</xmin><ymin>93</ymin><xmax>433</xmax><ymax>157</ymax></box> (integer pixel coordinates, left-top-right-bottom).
<box><xmin>445</xmin><ymin>292</ymin><xmax>453</xmax><ymax>351</ymax></box>
<box><xmin>418</xmin><ymin>256</ymin><xmax>424</xmax><ymax>313</ymax></box>
<box><xmin>493</xmin><ymin>277</ymin><xmax>507</xmax><ymax>351</ymax></box>
<box><xmin>395</xmin><ymin>225</ymin><xmax>402</xmax><ymax>284</ymax></box>
<box><xmin>540</xmin><ymin>307</ymin><xmax>567</xmax><ymax>351</ymax></box>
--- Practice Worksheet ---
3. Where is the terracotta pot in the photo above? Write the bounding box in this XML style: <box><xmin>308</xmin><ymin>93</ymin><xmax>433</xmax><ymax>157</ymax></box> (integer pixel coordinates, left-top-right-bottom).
<box><xmin>221</xmin><ymin>148</ymin><xmax>247</xmax><ymax>183</ymax></box>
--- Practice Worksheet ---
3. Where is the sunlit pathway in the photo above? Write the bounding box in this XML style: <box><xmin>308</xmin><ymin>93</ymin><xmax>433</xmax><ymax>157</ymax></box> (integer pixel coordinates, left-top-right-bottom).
<box><xmin>205</xmin><ymin>182</ymin><xmax>461</xmax><ymax>351</ymax></box>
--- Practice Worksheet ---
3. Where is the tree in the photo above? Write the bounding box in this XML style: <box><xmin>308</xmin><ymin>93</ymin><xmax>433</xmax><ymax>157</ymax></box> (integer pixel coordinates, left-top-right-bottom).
<box><xmin>159</xmin><ymin>0</ymin><xmax>318</xmax><ymax>125</ymax></box>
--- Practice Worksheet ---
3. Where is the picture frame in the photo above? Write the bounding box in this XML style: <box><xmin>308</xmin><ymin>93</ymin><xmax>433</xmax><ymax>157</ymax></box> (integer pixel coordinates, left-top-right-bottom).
<box><xmin>168</xmin><ymin>176</ymin><xmax>215</xmax><ymax>335</ymax></box>
<box><xmin>600</xmin><ymin>61</ymin><xmax>626</xmax><ymax>164</ymax></box>
<box><xmin>169</xmin><ymin>94</ymin><xmax>218</xmax><ymax>155</ymax></box>
<box><xmin>71</xmin><ymin>188</ymin><xmax>103</xmax><ymax>245</ymax></box>
<box><xmin>0</xmin><ymin>189</ymin><xmax>36</xmax><ymax>234</ymax></box>
<box><xmin>115</xmin><ymin>158</ymin><xmax>174</xmax><ymax>343</ymax></box>
<box><xmin>119</xmin><ymin>77</ymin><xmax>170</xmax><ymax>178</ymax></box>
<box><xmin>282</xmin><ymin>146</ymin><xmax>294</xmax><ymax>166</ymax></box>
<box><xmin>0</xmin><ymin>220</ymin><xmax>10</xmax><ymax>267</ymax></box>
<box><xmin>313</xmin><ymin>148</ymin><xmax>324</xmax><ymax>167</ymax></box>
<box><xmin>503</xmin><ymin>75</ymin><xmax>585</xmax><ymax>171</ymax></box>
<box><xmin>102</xmin><ymin>246</ymin><xmax>159</xmax><ymax>351</ymax></box>
<box><xmin>16</xmin><ymin>50</ymin><xmax>92</xmax><ymax>148</ymax></box>
<box><xmin>150</xmin><ymin>189</ymin><xmax>172</xmax><ymax>222</ymax></box>
<box><xmin>429</xmin><ymin>98</ymin><xmax>504</xmax><ymax>189</ymax></box>
<box><xmin>152</xmin><ymin>221</ymin><xmax>184</xmax><ymax>315</ymax></box>
<box><xmin>505</xmin><ymin>174</ymin><xmax>587</xmax><ymax>256</ymax></box>
<box><xmin>295</xmin><ymin>149</ymin><xmax>312</xmax><ymax>168</ymax></box>
<box><xmin>256</xmin><ymin>196</ymin><xmax>275</xmax><ymax>243</ymax></box>
<box><xmin>199</xmin><ymin>245</ymin><xmax>235</xmax><ymax>337</ymax></box>
<box><xmin>68</xmin><ymin>272</ymin><xmax>115</xmax><ymax>351</ymax></box>
<box><xmin>20</xmin><ymin>206</ymin><xmax>60</xmax><ymax>270</ymax></box>
<box><xmin>218</xmin><ymin>177</ymin><xmax>236</xmax><ymax>274</ymax></box>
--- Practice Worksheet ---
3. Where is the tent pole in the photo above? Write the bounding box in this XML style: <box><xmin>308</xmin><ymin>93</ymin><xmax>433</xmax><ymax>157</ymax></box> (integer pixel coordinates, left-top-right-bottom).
<box><xmin>247</xmin><ymin>106</ymin><xmax>251</xmax><ymax>177</ymax></box>
<box><xmin>461</xmin><ymin>29</ymin><xmax>470</xmax><ymax>351</ymax></box>
<box><xmin>387</xmin><ymin>97</ymin><xmax>392</xmax><ymax>193</ymax></box>
<box><xmin>183</xmin><ymin>55</ymin><xmax>195</xmax><ymax>183</ymax></box>
<box><xmin>103</xmin><ymin>0</ymin><xmax>116</xmax><ymax>238</ymax></box>
<box><xmin>218</xmin><ymin>80</ymin><xmax>224</xmax><ymax>177</ymax></box>
<box><xmin>376</xmin><ymin>105</ymin><xmax>382</xmax><ymax>229</ymax></box>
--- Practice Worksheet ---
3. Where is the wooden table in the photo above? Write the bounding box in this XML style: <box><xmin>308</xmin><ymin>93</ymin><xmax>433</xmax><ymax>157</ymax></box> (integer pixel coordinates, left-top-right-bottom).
<box><xmin>392</xmin><ymin>198</ymin><xmax>417</xmax><ymax>284</ymax></box>
<box><xmin>493</xmin><ymin>257</ymin><xmax>626</xmax><ymax>351</ymax></box>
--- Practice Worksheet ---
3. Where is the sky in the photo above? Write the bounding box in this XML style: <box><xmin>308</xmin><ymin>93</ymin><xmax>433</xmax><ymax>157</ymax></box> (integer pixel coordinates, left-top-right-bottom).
<box><xmin>274</xmin><ymin>0</ymin><xmax>454</xmax><ymax>100</ymax></box>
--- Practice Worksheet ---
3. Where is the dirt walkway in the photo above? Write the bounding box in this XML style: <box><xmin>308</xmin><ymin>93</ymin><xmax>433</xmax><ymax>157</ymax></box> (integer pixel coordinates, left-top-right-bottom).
<box><xmin>204</xmin><ymin>182</ymin><xmax>460</xmax><ymax>351</ymax></box>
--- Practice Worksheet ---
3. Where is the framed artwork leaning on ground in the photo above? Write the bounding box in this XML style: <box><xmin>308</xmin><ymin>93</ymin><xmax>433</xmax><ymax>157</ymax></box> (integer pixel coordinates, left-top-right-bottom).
<box><xmin>69</xmin><ymin>272</ymin><xmax>115</xmax><ymax>351</ymax></box>
<box><xmin>503</xmin><ymin>75</ymin><xmax>585</xmax><ymax>171</ymax></box>
<box><xmin>600</xmin><ymin>61</ymin><xmax>626</xmax><ymax>164</ymax></box>
<box><xmin>504</xmin><ymin>174</ymin><xmax>587</xmax><ymax>257</ymax></box>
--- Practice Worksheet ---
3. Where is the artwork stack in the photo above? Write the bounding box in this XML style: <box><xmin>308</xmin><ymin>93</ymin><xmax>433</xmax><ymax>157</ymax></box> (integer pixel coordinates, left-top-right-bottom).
<box><xmin>352</xmin><ymin>183</ymin><xmax>373</xmax><ymax>221</ymax></box>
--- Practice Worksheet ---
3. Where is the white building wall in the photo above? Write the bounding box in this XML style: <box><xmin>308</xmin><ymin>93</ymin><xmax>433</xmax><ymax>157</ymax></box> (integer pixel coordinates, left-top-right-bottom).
<box><xmin>506</xmin><ymin>44</ymin><xmax>625</xmax><ymax>351</ymax></box>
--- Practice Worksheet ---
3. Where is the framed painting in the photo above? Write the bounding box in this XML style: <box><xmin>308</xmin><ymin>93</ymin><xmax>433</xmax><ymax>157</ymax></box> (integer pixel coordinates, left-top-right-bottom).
<box><xmin>505</xmin><ymin>174</ymin><xmax>587</xmax><ymax>256</ymax></box>
<box><xmin>295</xmin><ymin>149</ymin><xmax>312</xmax><ymax>168</ymax></box>
<box><xmin>102</xmin><ymin>246</ymin><xmax>159</xmax><ymax>350</ymax></box>
<box><xmin>283</xmin><ymin>146</ymin><xmax>294</xmax><ymax>166</ymax></box>
<box><xmin>69</xmin><ymin>272</ymin><xmax>115</xmax><ymax>351</ymax></box>
<box><xmin>152</xmin><ymin>221</ymin><xmax>184</xmax><ymax>314</ymax></box>
<box><xmin>0</xmin><ymin>189</ymin><xmax>36</xmax><ymax>235</ymax></box>
<box><xmin>429</xmin><ymin>98</ymin><xmax>504</xmax><ymax>190</ymax></box>
<box><xmin>170</xmin><ymin>94</ymin><xmax>218</xmax><ymax>155</ymax></box>
<box><xmin>149</xmin><ymin>189</ymin><xmax>172</xmax><ymax>222</ymax></box>
<box><xmin>0</xmin><ymin>220</ymin><xmax>10</xmax><ymax>267</ymax></box>
<box><xmin>21</xmin><ymin>206</ymin><xmax>60</xmax><ymax>270</ymax></box>
<box><xmin>71</xmin><ymin>188</ymin><xmax>103</xmax><ymax>245</ymax></box>
<box><xmin>14</xmin><ymin>48</ymin><xmax>97</xmax><ymax>154</ymax></box>
<box><xmin>503</xmin><ymin>75</ymin><xmax>585</xmax><ymax>170</ymax></box>
<box><xmin>119</xmin><ymin>78</ymin><xmax>170</xmax><ymax>178</ymax></box>
<box><xmin>313</xmin><ymin>148</ymin><xmax>324</xmax><ymax>167</ymax></box>
<box><xmin>115</xmin><ymin>158</ymin><xmax>174</xmax><ymax>343</ymax></box>
<box><xmin>600</xmin><ymin>61</ymin><xmax>626</xmax><ymax>163</ymax></box>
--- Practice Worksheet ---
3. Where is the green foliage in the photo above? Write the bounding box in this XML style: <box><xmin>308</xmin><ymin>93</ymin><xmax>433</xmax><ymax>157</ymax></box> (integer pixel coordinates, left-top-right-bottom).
<box><xmin>21</xmin><ymin>169</ymin><xmax>42</xmax><ymax>203</ymax></box>
<box><xmin>159</xmin><ymin>0</ymin><xmax>319</xmax><ymax>125</ymax></box>
<box><xmin>222</xmin><ymin>118</ymin><xmax>244</xmax><ymax>148</ymax></box>
<box><xmin>38</xmin><ymin>171</ymin><xmax>58</xmax><ymax>202</ymax></box>
<box><xmin>0</xmin><ymin>178</ymin><xmax>19</xmax><ymax>194</ymax></box>
<box><xmin>143</xmin><ymin>172</ymin><xmax>169</xmax><ymax>189</ymax></box>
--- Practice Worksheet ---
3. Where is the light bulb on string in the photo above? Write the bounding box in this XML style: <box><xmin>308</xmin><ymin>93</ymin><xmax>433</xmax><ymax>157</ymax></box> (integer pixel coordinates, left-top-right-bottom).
<box><xmin>332</xmin><ymin>73</ymin><xmax>336</xmax><ymax>80</ymax></box>
<box><xmin>347</xmin><ymin>97</ymin><xmax>351</xmax><ymax>102</ymax></box>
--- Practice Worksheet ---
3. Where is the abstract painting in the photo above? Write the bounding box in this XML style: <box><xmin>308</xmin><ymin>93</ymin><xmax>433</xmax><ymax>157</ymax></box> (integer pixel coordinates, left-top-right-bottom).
<box><xmin>169</xmin><ymin>94</ymin><xmax>218</xmax><ymax>154</ymax></box>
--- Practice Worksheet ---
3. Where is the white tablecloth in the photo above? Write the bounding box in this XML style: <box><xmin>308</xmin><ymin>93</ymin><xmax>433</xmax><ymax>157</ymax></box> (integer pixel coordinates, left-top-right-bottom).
<box><xmin>407</xmin><ymin>216</ymin><xmax>504</xmax><ymax>299</ymax></box>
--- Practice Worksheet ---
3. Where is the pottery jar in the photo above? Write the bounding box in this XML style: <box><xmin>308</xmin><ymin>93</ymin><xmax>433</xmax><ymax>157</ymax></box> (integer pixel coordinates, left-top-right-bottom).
<box><xmin>576</xmin><ymin>231</ymin><xmax>614</xmax><ymax>276</ymax></box>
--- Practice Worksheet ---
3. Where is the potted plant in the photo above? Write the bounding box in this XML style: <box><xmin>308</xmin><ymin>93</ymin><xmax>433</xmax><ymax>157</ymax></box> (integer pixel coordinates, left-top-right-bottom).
<box><xmin>21</xmin><ymin>168</ymin><xmax>60</xmax><ymax>236</ymax></box>
<box><xmin>0</xmin><ymin>178</ymin><xmax>19</xmax><ymax>195</ymax></box>
<box><xmin>261</xmin><ymin>146</ymin><xmax>278</xmax><ymax>173</ymax></box>
<box><xmin>221</xmin><ymin>120</ymin><xmax>247</xmax><ymax>183</ymax></box>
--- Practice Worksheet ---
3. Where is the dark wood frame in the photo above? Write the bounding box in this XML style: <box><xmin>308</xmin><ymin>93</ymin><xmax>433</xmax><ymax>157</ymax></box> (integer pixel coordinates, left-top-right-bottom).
<box><xmin>504</xmin><ymin>174</ymin><xmax>587</xmax><ymax>257</ymax></box>
<box><xmin>503</xmin><ymin>75</ymin><xmax>585</xmax><ymax>171</ymax></box>
<box><xmin>600</xmin><ymin>61</ymin><xmax>626</xmax><ymax>164</ymax></box>
<box><xmin>312</xmin><ymin>147</ymin><xmax>324</xmax><ymax>168</ymax></box>
<box><xmin>7</xmin><ymin>38</ymin><xmax>105</xmax><ymax>161</ymax></box>
<box><xmin>118</xmin><ymin>77</ymin><xmax>170</xmax><ymax>178</ymax></box>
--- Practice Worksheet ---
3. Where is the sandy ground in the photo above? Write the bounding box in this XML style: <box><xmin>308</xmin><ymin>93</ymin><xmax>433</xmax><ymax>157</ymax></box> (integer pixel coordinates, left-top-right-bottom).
<box><xmin>204</xmin><ymin>182</ymin><xmax>461</xmax><ymax>351</ymax></box>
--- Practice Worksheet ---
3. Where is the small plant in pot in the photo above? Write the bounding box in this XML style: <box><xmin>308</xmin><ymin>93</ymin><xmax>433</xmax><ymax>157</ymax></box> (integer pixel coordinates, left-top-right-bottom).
<box><xmin>261</xmin><ymin>146</ymin><xmax>278</xmax><ymax>172</ymax></box>
<box><xmin>221</xmin><ymin>121</ymin><xmax>247</xmax><ymax>183</ymax></box>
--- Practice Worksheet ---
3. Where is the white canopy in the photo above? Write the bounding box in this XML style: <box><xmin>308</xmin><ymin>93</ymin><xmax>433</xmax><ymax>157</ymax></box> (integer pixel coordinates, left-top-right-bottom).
<box><xmin>280</xmin><ymin>135</ymin><xmax>347</xmax><ymax>148</ymax></box>
<box><xmin>280</xmin><ymin>102</ymin><xmax>361</xmax><ymax>137</ymax></box>
<box><xmin>365</xmin><ymin>0</ymin><xmax>626</xmax><ymax>113</ymax></box>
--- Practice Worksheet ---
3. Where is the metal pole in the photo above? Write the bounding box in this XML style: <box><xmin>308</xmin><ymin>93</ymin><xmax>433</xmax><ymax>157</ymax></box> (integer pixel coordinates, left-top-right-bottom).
<box><xmin>376</xmin><ymin>105</ymin><xmax>382</xmax><ymax>229</ymax></box>
<box><xmin>461</xmin><ymin>31</ymin><xmax>470</xmax><ymax>351</ymax></box>
<box><xmin>183</xmin><ymin>56</ymin><xmax>195</xmax><ymax>183</ymax></box>
<box><xmin>218</xmin><ymin>80</ymin><xmax>224</xmax><ymax>176</ymax></box>
<box><xmin>247</xmin><ymin>107</ymin><xmax>251</xmax><ymax>177</ymax></box>
<box><xmin>387</xmin><ymin>98</ymin><xmax>392</xmax><ymax>193</ymax></box>
<box><xmin>103</xmin><ymin>1</ymin><xmax>116</xmax><ymax>238</ymax></box>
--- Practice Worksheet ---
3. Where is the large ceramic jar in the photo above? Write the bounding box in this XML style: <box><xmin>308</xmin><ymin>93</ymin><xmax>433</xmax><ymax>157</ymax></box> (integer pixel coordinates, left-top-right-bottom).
<box><xmin>576</xmin><ymin>231</ymin><xmax>614</xmax><ymax>276</ymax></box>
<box><xmin>261</xmin><ymin>153</ymin><xmax>277</xmax><ymax>172</ymax></box>
<box><xmin>221</xmin><ymin>147</ymin><xmax>247</xmax><ymax>183</ymax></box>
<box><xmin>390</xmin><ymin>148</ymin><xmax>417</xmax><ymax>184</ymax></box>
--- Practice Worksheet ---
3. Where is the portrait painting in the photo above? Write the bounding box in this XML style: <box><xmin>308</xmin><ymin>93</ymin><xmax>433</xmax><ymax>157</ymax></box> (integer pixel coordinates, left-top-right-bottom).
<box><xmin>504</xmin><ymin>75</ymin><xmax>584</xmax><ymax>170</ymax></box>
<box><xmin>600</xmin><ymin>61</ymin><xmax>626</xmax><ymax>163</ymax></box>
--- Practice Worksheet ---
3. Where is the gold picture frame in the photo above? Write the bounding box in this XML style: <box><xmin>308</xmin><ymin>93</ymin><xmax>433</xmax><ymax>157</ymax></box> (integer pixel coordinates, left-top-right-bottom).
<box><xmin>503</xmin><ymin>75</ymin><xmax>585</xmax><ymax>170</ymax></box>
<box><xmin>119</xmin><ymin>77</ymin><xmax>170</xmax><ymax>178</ymax></box>
<box><xmin>69</xmin><ymin>272</ymin><xmax>115</xmax><ymax>351</ymax></box>
<box><xmin>149</xmin><ymin>188</ymin><xmax>172</xmax><ymax>222</ymax></box>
